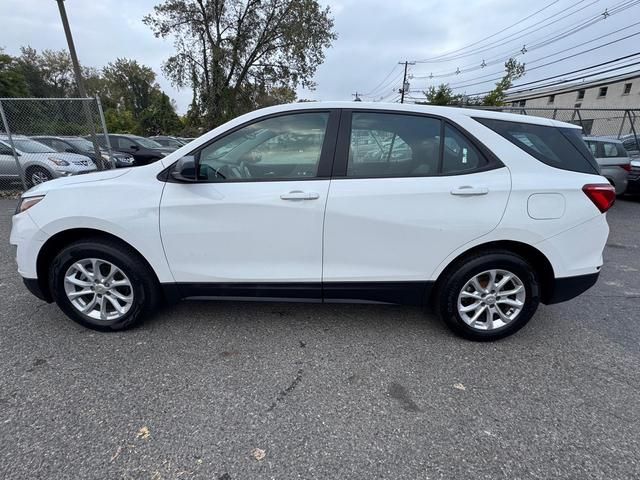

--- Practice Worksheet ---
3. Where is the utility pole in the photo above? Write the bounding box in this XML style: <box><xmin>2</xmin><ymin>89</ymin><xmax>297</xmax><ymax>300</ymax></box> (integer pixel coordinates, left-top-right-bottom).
<box><xmin>351</xmin><ymin>92</ymin><xmax>363</xmax><ymax>102</ymax></box>
<box><xmin>55</xmin><ymin>0</ymin><xmax>109</xmax><ymax>169</ymax></box>
<box><xmin>398</xmin><ymin>61</ymin><xmax>415</xmax><ymax>104</ymax></box>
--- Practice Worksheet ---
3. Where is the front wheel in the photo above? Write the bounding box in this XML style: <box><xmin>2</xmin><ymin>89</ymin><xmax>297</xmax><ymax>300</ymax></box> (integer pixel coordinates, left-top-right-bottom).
<box><xmin>28</xmin><ymin>167</ymin><xmax>53</xmax><ymax>187</ymax></box>
<box><xmin>49</xmin><ymin>238</ymin><xmax>159</xmax><ymax>331</ymax></box>
<box><xmin>435</xmin><ymin>251</ymin><xmax>540</xmax><ymax>341</ymax></box>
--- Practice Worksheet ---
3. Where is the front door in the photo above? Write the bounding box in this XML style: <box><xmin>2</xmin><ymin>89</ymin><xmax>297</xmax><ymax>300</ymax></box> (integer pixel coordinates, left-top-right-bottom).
<box><xmin>160</xmin><ymin>110</ymin><xmax>338</xmax><ymax>299</ymax></box>
<box><xmin>322</xmin><ymin>110</ymin><xmax>511</xmax><ymax>303</ymax></box>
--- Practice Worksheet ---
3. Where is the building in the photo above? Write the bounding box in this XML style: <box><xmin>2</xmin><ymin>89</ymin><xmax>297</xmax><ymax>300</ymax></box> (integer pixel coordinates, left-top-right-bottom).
<box><xmin>504</xmin><ymin>71</ymin><xmax>640</xmax><ymax>136</ymax></box>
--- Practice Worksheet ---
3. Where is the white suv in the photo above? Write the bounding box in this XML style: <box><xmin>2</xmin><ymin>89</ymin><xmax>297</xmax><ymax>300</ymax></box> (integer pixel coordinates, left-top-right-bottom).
<box><xmin>9</xmin><ymin>102</ymin><xmax>614</xmax><ymax>340</ymax></box>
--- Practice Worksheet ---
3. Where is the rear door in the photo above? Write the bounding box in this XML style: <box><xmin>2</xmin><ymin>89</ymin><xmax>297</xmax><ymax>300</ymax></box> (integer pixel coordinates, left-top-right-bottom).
<box><xmin>322</xmin><ymin>110</ymin><xmax>511</xmax><ymax>303</ymax></box>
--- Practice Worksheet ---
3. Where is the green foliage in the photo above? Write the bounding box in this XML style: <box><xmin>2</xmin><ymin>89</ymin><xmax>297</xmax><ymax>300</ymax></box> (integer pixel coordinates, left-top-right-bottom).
<box><xmin>421</xmin><ymin>83</ymin><xmax>462</xmax><ymax>106</ymax></box>
<box><xmin>0</xmin><ymin>47</ymin><xmax>183</xmax><ymax>136</ymax></box>
<box><xmin>0</xmin><ymin>51</ymin><xmax>29</xmax><ymax>97</ymax></box>
<box><xmin>143</xmin><ymin>0</ymin><xmax>336</xmax><ymax>127</ymax></box>
<box><xmin>482</xmin><ymin>58</ymin><xmax>526</xmax><ymax>106</ymax></box>
<box><xmin>104</xmin><ymin>108</ymin><xmax>138</xmax><ymax>134</ymax></box>
<box><xmin>139</xmin><ymin>92</ymin><xmax>183</xmax><ymax>135</ymax></box>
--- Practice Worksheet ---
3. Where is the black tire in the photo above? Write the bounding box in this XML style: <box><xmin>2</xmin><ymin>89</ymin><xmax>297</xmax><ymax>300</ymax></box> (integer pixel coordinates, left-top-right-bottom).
<box><xmin>27</xmin><ymin>167</ymin><xmax>53</xmax><ymax>187</ymax></box>
<box><xmin>434</xmin><ymin>250</ymin><xmax>540</xmax><ymax>341</ymax></box>
<box><xmin>49</xmin><ymin>238</ymin><xmax>159</xmax><ymax>331</ymax></box>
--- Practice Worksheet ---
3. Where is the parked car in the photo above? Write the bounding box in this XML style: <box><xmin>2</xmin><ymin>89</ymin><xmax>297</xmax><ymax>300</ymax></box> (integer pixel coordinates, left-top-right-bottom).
<box><xmin>619</xmin><ymin>134</ymin><xmax>640</xmax><ymax>158</ymax></box>
<box><xmin>93</xmin><ymin>134</ymin><xmax>175</xmax><ymax>166</ymax></box>
<box><xmin>33</xmin><ymin>136</ymin><xmax>134</xmax><ymax>169</ymax></box>
<box><xmin>627</xmin><ymin>159</ymin><xmax>640</xmax><ymax>194</ymax></box>
<box><xmin>11</xmin><ymin>102</ymin><xmax>614</xmax><ymax>341</ymax></box>
<box><xmin>150</xmin><ymin>136</ymin><xmax>186</xmax><ymax>149</ymax></box>
<box><xmin>0</xmin><ymin>135</ymin><xmax>96</xmax><ymax>187</ymax></box>
<box><xmin>583</xmin><ymin>136</ymin><xmax>630</xmax><ymax>195</ymax></box>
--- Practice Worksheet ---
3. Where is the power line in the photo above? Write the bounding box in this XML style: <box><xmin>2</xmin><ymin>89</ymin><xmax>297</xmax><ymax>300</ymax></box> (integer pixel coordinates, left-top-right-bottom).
<box><xmin>449</xmin><ymin>31</ymin><xmax>640</xmax><ymax>90</ymax></box>
<box><xmin>413</xmin><ymin>0</ymin><xmax>592</xmax><ymax>63</ymax></box>
<box><xmin>447</xmin><ymin>21</ymin><xmax>640</xmax><ymax>87</ymax></box>
<box><xmin>412</xmin><ymin>0</ymin><xmax>560</xmax><ymax>63</ymax></box>
<box><xmin>412</xmin><ymin>0</ymin><xmax>640</xmax><ymax>79</ymax></box>
<box><xmin>467</xmin><ymin>59</ymin><xmax>640</xmax><ymax>97</ymax></box>
<box><xmin>361</xmin><ymin>64</ymin><xmax>400</xmax><ymax>97</ymax></box>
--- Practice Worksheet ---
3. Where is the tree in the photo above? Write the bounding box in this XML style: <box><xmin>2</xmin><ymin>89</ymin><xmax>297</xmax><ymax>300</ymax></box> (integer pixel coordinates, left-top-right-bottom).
<box><xmin>104</xmin><ymin>108</ymin><xmax>137</xmax><ymax>133</ymax></box>
<box><xmin>103</xmin><ymin>59</ymin><xmax>158</xmax><ymax>119</ymax></box>
<box><xmin>421</xmin><ymin>83</ymin><xmax>462</xmax><ymax>106</ymax></box>
<box><xmin>143</xmin><ymin>0</ymin><xmax>337</xmax><ymax>127</ymax></box>
<box><xmin>482</xmin><ymin>58</ymin><xmax>525</xmax><ymax>106</ymax></box>
<box><xmin>139</xmin><ymin>92</ymin><xmax>183</xmax><ymax>135</ymax></box>
<box><xmin>0</xmin><ymin>50</ymin><xmax>29</xmax><ymax>97</ymax></box>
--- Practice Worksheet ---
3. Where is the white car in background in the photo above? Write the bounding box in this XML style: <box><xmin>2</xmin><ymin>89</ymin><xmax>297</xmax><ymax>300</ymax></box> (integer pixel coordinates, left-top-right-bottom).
<box><xmin>10</xmin><ymin>102</ymin><xmax>614</xmax><ymax>340</ymax></box>
<box><xmin>0</xmin><ymin>135</ymin><xmax>96</xmax><ymax>186</ymax></box>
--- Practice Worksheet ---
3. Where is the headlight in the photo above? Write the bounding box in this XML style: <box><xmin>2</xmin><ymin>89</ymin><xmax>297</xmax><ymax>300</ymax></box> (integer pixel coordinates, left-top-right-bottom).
<box><xmin>15</xmin><ymin>195</ymin><xmax>45</xmax><ymax>214</ymax></box>
<box><xmin>48</xmin><ymin>157</ymin><xmax>70</xmax><ymax>167</ymax></box>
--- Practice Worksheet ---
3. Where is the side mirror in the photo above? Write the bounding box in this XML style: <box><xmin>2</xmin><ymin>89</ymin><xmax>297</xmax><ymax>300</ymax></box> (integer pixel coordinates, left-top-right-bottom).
<box><xmin>170</xmin><ymin>156</ymin><xmax>197</xmax><ymax>182</ymax></box>
<box><xmin>131</xmin><ymin>144</ymin><xmax>140</xmax><ymax>151</ymax></box>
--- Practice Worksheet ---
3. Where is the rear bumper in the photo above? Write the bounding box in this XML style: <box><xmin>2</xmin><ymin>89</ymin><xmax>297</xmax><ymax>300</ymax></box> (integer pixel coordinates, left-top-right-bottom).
<box><xmin>544</xmin><ymin>272</ymin><xmax>600</xmax><ymax>305</ymax></box>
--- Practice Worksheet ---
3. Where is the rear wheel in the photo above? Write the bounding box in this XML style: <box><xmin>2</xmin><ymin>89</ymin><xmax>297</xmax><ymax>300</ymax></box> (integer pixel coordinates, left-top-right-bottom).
<box><xmin>435</xmin><ymin>251</ymin><xmax>540</xmax><ymax>341</ymax></box>
<box><xmin>49</xmin><ymin>238</ymin><xmax>159</xmax><ymax>331</ymax></box>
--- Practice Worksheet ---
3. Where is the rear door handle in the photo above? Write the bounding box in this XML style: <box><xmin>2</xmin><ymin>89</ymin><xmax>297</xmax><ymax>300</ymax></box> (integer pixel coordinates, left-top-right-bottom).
<box><xmin>450</xmin><ymin>186</ymin><xmax>489</xmax><ymax>196</ymax></box>
<box><xmin>280</xmin><ymin>190</ymin><xmax>320</xmax><ymax>201</ymax></box>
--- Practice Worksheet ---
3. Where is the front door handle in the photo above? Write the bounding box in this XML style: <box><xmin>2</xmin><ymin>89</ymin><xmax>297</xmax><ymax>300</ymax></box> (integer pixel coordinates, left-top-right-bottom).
<box><xmin>450</xmin><ymin>186</ymin><xmax>489</xmax><ymax>196</ymax></box>
<box><xmin>280</xmin><ymin>190</ymin><xmax>320</xmax><ymax>201</ymax></box>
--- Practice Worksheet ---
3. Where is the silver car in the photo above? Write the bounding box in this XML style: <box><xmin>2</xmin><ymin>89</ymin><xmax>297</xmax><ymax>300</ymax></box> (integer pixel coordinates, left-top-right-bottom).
<box><xmin>583</xmin><ymin>136</ymin><xmax>630</xmax><ymax>195</ymax></box>
<box><xmin>0</xmin><ymin>135</ymin><xmax>97</xmax><ymax>187</ymax></box>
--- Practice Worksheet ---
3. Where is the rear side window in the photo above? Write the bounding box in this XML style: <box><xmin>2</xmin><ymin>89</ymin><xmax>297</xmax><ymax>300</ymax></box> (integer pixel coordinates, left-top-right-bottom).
<box><xmin>602</xmin><ymin>142</ymin><xmax>628</xmax><ymax>158</ymax></box>
<box><xmin>475</xmin><ymin>117</ymin><xmax>599</xmax><ymax>174</ymax></box>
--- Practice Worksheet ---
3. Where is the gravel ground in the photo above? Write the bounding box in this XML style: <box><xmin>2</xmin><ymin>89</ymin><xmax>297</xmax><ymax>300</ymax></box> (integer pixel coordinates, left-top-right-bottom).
<box><xmin>1</xmin><ymin>196</ymin><xmax>639</xmax><ymax>479</ymax></box>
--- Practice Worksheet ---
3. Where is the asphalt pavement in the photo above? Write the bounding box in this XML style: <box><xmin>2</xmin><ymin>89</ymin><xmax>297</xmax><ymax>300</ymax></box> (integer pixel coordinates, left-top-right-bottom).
<box><xmin>1</xmin><ymin>196</ymin><xmax>639</xmax><ymax>479</ymax></box>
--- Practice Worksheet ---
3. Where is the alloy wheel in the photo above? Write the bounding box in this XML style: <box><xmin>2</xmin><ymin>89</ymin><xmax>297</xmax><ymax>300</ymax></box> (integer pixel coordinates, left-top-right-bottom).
<box><xmin>63</xmin><ymin>258</ymin><xmax>134</xmax><ymax>322</ymax></box>
<box><xmin>457</xmin><ymin>269</ymin><xmax>526</xmax><ymax>331</ymax></box>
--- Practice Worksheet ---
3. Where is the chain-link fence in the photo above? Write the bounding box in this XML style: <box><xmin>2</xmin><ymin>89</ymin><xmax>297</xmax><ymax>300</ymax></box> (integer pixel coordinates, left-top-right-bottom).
<box><xmin>0</xmin><ymin>97</ymin><xmax>114</xmax><ymax>193</ymax></box>
<box><xmin>473</xmin><ymin>107</ymin><xmax>640</xmax><ymax>157</ymax></box>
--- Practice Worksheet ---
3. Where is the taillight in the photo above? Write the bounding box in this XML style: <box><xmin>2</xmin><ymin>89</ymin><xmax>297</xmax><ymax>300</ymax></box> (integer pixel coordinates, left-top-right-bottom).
<box><xmin>621</xmin><ymin>163</ymin><xmax>631</xmax><ymax>172</ymax></box>
<box><xmin>583</xmin><ymin>184</ymin><xmax>616</xmax><ymax>213</ymax></box>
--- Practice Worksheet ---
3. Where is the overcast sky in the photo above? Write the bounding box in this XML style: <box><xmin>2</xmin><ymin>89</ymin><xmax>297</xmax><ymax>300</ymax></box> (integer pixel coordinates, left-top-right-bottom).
<box><xmin>2</xmin><ymin>0</ymin><xmax>638</xmax><ymax>112</ymax></box>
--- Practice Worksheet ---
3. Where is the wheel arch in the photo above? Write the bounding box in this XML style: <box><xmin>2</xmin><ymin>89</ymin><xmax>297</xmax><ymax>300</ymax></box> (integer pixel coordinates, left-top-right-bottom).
<box><xmin>36</xmin><ymin>228</ymin><xmax>161</xmax><ymax>302</ymax></box>
<box><xmin>433</xmin><ymin>240</ymin><xmax>556</xmax><ymax>304</ymax></box>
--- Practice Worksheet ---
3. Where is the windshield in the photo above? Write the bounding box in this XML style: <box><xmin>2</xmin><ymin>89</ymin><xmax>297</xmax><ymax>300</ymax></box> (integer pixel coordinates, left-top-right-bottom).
<box><xmin>11</xmin><ymin>139</ymin><xmax>56</xmax><ymax>154</ymax></box>
<box><xmin>132</xmin><ymin>136</ymin><xmax>163</xmax><ymax>149</ymax></box>
<box><xmin>66</xmin><ymin>138</ymin><xmax>96</xmax><ymax>152</ymax></box>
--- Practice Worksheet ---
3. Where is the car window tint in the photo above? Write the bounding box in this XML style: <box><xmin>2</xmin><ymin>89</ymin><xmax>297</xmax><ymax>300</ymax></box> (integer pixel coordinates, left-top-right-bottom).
<box><xmin>475</xmin><ymin>117</ymin><xmax>599</xmax><ymax>175</ymax></box>
<box><xmin>442</xmin><ymin>124</ymin><xmax>487</xmax><ymax>174</ymax></box>
<box><xmin>347</xmin><ymin>113</ymin><xmax>441</xmax><ymax>177</ymax></box>
<box><xmin>0</xmin><ymin>142</ymin><xmax>13</xmax><ymax>155</ymax></box>
<box><xmin>196</xmin><ymin>112</ymin><xmax>329</xmax><ymax>181</ymax></box>
<box><xmin>117</xmin><ymin>137</ymin><xmax>137</xmax><ymax>150</ymax></box>
<box><xmin>602</xmin><ymin>142</ymin><xmax>627</xmax><ymax>158</ymax></box>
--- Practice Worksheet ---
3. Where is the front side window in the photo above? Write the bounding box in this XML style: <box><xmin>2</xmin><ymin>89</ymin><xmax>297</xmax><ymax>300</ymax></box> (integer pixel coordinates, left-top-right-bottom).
<box><xmin>347</xmin><ymin>113</ymin><xmax>441</xmax><ymax>177</ymax></box>
<box><xmin>116</xmin><ymin>137</ymin><xmax>138</xmax><ymax>150</ymax></box>
<box><xmin>195</xmin><ymin>112</ymin><xmax>329</xmax><ymax>181</ymax></box>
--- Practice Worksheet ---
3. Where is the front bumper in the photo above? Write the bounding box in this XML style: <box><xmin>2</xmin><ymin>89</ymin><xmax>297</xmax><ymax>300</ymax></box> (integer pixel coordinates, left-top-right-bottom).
<box><xmin>23</xmin><ymin>277</ymin><xmax>52</xmax><ymax>302</ymax></box>
<box><xmin>544</xmin><ymin>272</ymin><xmax>600</xmax><ymax>304</ymax></box>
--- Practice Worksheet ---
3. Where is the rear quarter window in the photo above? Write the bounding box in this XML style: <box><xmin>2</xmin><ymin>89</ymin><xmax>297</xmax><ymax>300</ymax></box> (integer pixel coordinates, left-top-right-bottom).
<box><xmin>474</xmin><ymin>117</ymin><xmax>599</xmax><ymax>175</ymax></box>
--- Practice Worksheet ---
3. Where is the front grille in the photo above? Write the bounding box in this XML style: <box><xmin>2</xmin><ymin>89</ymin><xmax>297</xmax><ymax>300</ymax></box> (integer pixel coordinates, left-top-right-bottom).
<box><xmin>72</xmin><ymin>160</ymin><xmax>89</xmax><ymax>166</ymax></box>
